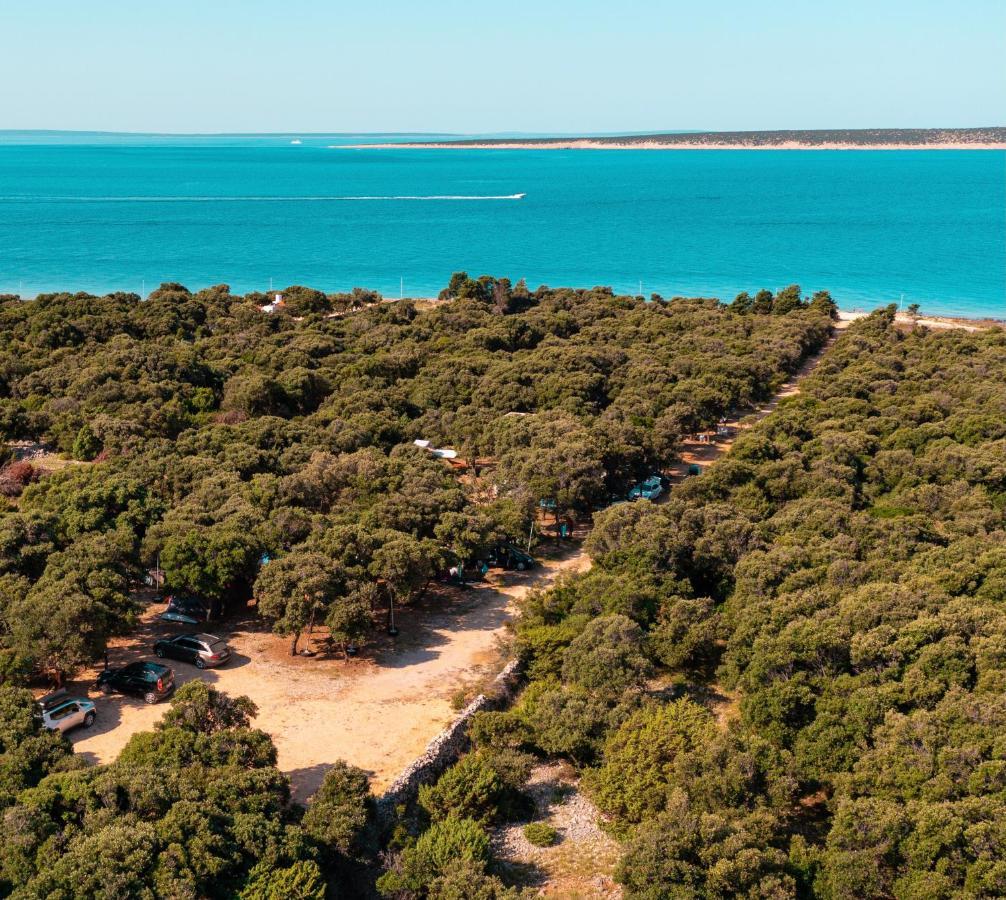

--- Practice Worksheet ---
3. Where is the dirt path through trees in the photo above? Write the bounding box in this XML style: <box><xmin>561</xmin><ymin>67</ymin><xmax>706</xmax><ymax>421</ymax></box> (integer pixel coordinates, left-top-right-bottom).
<box><xmin>664</xmin><ymin>321</ymin><xmax>849</xmax><ymax>482</ymax></box>
<box><xmin>490</xmin><ymin>324</ymin><xmax>854</xmax><ymax>896</ymax></box>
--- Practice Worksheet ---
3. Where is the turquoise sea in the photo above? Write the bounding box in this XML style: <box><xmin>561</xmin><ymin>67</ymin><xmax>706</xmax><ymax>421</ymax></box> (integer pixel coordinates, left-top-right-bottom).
<box><xmin>0</xmin><ymin>133</ymin><xmax>1003</xmax><ymax>318</ymax></box>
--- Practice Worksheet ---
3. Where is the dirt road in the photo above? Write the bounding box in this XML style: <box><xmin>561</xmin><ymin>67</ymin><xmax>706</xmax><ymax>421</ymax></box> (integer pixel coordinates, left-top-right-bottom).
<box><xmin>68</xmin><ymin>548</ymin><xmax>589</xmax><ymax>801</ymax></box>
<box><xmin>664</xmin><ymin>322</ymin><xmax>848</xmax><ymax>482</ymax></box>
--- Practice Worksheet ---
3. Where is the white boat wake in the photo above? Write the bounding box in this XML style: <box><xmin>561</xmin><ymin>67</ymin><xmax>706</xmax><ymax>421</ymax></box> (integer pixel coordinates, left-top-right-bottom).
<box><xmin>6</xmin><ymin>194</ymin><xmax>527</xmax><ymax>202</ymax></box>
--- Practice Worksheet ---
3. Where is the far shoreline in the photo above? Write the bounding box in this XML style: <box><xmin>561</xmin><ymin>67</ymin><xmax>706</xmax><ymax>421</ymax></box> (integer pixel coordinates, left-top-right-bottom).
<box><xmin>347</xmin><ymin>126</ymin><xmax>1006</xmax><ymax>152</ymax></box>
<box><xmin>837</xmin><ymin>309</ymin><xmax>1002</xmax><ymax>332</ymax></box>
<box><xmin>350</xmin><ymin>140</ymin><xmax>1006</xmax><ymax>151</ymax></box>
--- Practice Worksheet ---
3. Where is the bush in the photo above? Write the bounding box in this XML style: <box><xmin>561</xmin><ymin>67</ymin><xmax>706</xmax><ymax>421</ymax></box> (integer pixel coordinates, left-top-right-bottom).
<box><xmin>518</xmin><ymin>616</ymin><xmax>590</xmax><ymax>681</ymax></box>
<box><xmin>519</xmin><ymin>683</ymin><xmax>613</xmax><ymax>762</ymax></box>
<box><xmin>560</xmin><ymin>614</ymin><xmax>652</xmax><ymax>699</ymax></box>
<box><xmin>158</xmin><ymin>680</ymin><xmax>258</xmax><ymax>734</ymax></box>
<box><xmin>419</xmin><ymin>754</ymin><xmax>503</xmax><ymax>825</ymax></box>
<box><xmin>468</xmin><ymin>710</ymin><xmax>532</xmax><ymax>751</ymax></box>
<box><xmin>301</xmin><ymin>760</ymin><xmax>375</xmax><ymax>861</ymax></box>
<box><xmin>239</xmin><ymin>860</ymin><xmax>326</xmax><ymax>899</ymax></box>
<box><xmin>427</xmin><ymin>858</ymin><xmax>522</xmax><ymax>900</ymax></box>
<box><xmin>377</xmin><ymin>817</ymin><xmax>490</xmax><ymax>897</ymax></box>
<box><xmin>649</xmin><ymin>596</ymin><xmax>719</xmax><ymax>670</ymax></box>
<box><xmin>0</xmin><ymin>461</ymin><xmax>39</xmax><ymax>498</ymax></box>
<box><xmin>582</xmin><ymin>699</ymin><xmax>715</xmax><ymax>824</ymax></box>
<box><xmin>522</xmin><ymin>822</ymin><xmax>558</xmax><ymax>847</ymax></box>
<box><xmin>616</xmin><ymin>799</ymin><xmax>794</xmax><ymax>899</ymax></box>
<box><xmin>72</xmin><ymin>423</ymin><xmax>101</xmax><ymax>461</ymax></box>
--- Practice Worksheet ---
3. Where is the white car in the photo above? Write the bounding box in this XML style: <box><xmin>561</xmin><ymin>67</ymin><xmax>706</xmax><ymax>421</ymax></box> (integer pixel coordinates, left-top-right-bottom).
<box><xmin>37</xmin><ymin>689</ymin><xmax>97</xmax><ymax>734</ymax></box>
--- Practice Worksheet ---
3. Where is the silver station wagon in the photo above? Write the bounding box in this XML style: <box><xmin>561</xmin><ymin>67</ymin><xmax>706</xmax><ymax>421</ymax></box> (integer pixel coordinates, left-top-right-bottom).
<box><xmin>36</xmin><ymin>689</ymin><xmax>97</xmax><ymax>733</ymax></box>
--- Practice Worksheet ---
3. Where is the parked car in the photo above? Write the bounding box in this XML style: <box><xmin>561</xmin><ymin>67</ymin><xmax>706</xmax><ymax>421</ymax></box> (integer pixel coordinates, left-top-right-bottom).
<box><xmin>160</xmin><ymin>595</ymin><xmax>209</xmax><ymax>625</ymax></box>
<box><xmin>485</xmin><ymin>544</ymin><xmax>537</xmax><ymax>571</ymax></box>
<box><xmin>629</xmin><ymin>475</ymin><xmax>664</xmax><ymax>501</ymax></box>
<box><xmin>154</xmin><ymin>633</ymin><xmax>231</xmax><ymax>669</ymax></box>
<box><xmin>36</xmin><ymin>689</ymin><xmax>96</xmax><ymax>733</ymax></box>
<box><xmin>97</xmin><ymin>661</ymin><xmax>175</xmax><ymax>704</ymax></box>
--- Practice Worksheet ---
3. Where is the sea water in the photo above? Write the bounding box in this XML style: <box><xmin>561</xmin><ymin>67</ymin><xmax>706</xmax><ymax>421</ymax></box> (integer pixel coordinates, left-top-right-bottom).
<box><xmin>0</xmin><ymin>133</ymin><xmax>1002</xmax><ymax>318</ymax></box>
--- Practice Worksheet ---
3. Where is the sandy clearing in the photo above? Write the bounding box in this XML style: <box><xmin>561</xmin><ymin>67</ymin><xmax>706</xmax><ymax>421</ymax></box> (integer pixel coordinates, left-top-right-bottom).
<box><xmin>67</xmin><ymin>548</ymin><xmax>589</xmax><ymax>801</ymax></box>
<box><xmin>837</xmin><ymin>308</ymin><xmax>999</xmax><ymax>332</ymax></box>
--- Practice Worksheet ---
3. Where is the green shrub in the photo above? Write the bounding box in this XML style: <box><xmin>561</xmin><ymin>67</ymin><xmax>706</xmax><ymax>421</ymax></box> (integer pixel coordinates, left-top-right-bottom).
<box><xmin>615</xmin><ymin>798</ymin><xmax>793</xmax><ymax>899</ymax></box>
<box><xmin>519</xmin><ymin>684</ymin><xmax>615</xmax><ymax>762</ymax></box>
<box><xmin>419</xmin><ymin>754</ymin><xmax>504</xmax><ymax>825</ymax></box>
<box><xmin>518</xmin><ymin>616</ymin><xmax>591</xmax><ymax>681</ymax></box>
<box><xmin>560</xmin><ymin>614</ymin><xmax>652</xmax><ymax>699</ymax></box>
<box><xmin>522</xmin><ymin>822</ymin><xmax>558</xmax><ymax>847</ymax></box>
<box><xmin>72</xmin><ymin>423</ymin><xmax>101</xmax><ymax>461</ymax></box>
<box><xmin>301</xmin><ymin>760</ymin><xmax>375</xmax><ymax>861</ymax></box>
<box><xmin>468</xmin><ymin>710</ymin><xmax>531</xmax><ymax>750</ymax></box>
<box><xmin>239</xmin><ymin>860</ymin><xmax>326</xmax><ymax>900</ymax></box>
<box><xmin>377</xmin><ymin>817</ymin><xmax>490</xmax><ymax>897</ymax></box>
<box><xmin>582</xmin><ymin>699</ymin><xmax>715</xmax><ymax>824</ymax></box>
<box><xmin>649</xmin><ymin>596</ymin><xmax>719</xmax><ymax>670</ymax></box>
<box><xmin>427</xmin><ymin>858</ymin><xmax>523</xmax><ymax>899</ymax></box>
<box><xmin>413</xmin><ymin>818</ymin><xmax>489</xmax><ymax>875</ymax></box>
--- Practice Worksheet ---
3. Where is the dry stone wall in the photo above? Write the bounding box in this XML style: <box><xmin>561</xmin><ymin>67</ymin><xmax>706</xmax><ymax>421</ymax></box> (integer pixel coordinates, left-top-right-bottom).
<box><xmin>375</xmin><ymin>658</ymin><xmax>523</xmax><ymax>828</ymax></box>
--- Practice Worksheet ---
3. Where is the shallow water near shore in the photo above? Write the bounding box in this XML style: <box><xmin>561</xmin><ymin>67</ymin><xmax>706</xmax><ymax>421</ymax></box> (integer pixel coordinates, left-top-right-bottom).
<box><xmin>0</xmin><ymin>134</ymin><xmax>1002</xmax><ymax>317</ymax></box>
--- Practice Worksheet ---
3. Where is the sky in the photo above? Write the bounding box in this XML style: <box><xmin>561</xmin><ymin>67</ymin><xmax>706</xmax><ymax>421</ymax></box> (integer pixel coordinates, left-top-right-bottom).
<box><xmin>1</xmin><ymin>0</ymin><xmax>1002</xmax><ymax>134</ymax></box>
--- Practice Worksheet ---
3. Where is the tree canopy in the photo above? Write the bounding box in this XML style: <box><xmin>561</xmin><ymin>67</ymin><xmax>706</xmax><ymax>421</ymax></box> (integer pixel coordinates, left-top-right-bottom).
<box><xmin>0</xmin><ymin>276</ymin><xmax>845</xmax><ymax>895</ymax></box>
<box><xmin>462</xmin><ymin>309</ymin><xmax>1006</xmax><ymax>898</ymax></box>
<box><xmin>0</xmin><ymin>280</ymin><xmax>831</xmax><ymax>682</ymax></box>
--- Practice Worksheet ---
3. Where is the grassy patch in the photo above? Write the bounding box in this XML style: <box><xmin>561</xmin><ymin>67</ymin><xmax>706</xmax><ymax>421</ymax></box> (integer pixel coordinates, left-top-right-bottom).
<box><xmin>523</xmin><ymin>822</ymin><xmax>558</xmax><ymax>847</ymax></box>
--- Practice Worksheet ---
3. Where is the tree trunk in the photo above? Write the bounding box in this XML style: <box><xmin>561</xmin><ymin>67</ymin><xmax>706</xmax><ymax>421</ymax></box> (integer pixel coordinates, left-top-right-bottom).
<box><xmin>290</xmin><ymin>631</ymin><xmax>300</xmax><ymax>656</ymax></box>
<box><xmin>306</xmin><ymin>607</ymin><xmax>316</xmax><ymax>651</ymax></box>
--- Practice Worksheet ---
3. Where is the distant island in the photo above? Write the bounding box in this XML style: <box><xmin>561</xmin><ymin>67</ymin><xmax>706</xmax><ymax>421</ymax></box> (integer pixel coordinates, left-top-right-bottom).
<box><xmin>356</xmin><ymin>126</ymin><xmax>1006</xmax><ymax>150</ymax></box>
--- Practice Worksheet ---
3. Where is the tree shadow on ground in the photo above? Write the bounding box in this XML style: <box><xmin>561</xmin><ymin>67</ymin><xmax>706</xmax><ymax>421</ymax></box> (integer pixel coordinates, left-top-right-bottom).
<box><xmin>284</xmin><ymin>761</ymin><xmax>372</xmax><ymax>804</ymax></box>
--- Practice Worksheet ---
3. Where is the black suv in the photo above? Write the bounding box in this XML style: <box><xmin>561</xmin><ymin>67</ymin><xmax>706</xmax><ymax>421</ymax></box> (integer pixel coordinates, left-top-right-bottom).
<box><xmin>485</xmin><ymin>544</ymin><xmax>537</xmax><ymax>571</ymax></box>
<box><xmin>97</xmin><ymin>661</ymin><xmax>175</xmax><ymax>704</ymax></box>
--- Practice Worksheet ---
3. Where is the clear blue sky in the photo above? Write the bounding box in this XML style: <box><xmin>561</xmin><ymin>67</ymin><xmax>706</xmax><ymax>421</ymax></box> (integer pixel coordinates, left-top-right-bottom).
<box><xmin>2</xmin><ymin>0</ymin><xmax>1002</xmax><ymax>133</ymax></box>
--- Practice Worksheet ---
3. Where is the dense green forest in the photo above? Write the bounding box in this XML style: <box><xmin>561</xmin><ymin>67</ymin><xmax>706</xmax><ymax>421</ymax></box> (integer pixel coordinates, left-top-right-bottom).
<box><xmin>8</xmin><ymin>279</ymin><xmax>1004</xmax><ymax>897</ymax></box>
<box><xmin>0</xmin><ymin>277</ymin><xmax>831</xmax><ymax>683</ymax></box>
<box><xmin>409</xmin><ymin>309</ymin><xmax>1006</xmax><ymax>899</ymax></box>
<box><xmin>0</xmin><ymin>277</ymin><xmax>835</xmax><ymax>897</ymax></box>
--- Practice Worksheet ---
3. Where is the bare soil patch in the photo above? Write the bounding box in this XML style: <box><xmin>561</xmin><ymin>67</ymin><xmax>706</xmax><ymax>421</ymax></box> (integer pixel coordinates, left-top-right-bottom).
<box><xmin>66</xmin><ymin>548</ymin><xmax>588</xmax><ymax>802</ymax></box>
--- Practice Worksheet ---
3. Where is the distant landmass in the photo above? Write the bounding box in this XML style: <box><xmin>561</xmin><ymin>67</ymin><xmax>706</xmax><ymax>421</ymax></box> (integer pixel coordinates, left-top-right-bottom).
<box><xmin>358</xmin><ymin>127</ymin><xmax>1006</xmax><ymax>150</ymax></box>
